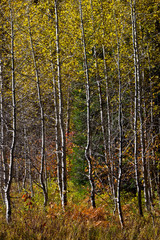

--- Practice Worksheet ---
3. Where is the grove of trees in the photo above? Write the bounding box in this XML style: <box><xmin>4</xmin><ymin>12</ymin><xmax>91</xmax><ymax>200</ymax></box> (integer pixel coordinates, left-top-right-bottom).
<box><xmin>0</xmin><ymin>0</ymin><xmax>159</xmax><ymax>235</ymax></box>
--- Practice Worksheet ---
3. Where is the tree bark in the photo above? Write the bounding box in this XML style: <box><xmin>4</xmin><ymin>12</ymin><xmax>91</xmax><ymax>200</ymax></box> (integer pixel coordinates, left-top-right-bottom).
<box><xmin>52</xmin><ymin>70</ymin><xmax>62</xmax><ymax>199</ymax></box>
<box><xmin>100</xmin><ymin>0</ymin><xmax>114</xmax><ymax>200</ymax></box>
<box><xmin>28</xmin><ymin>8</ymin><xmax>48</xmax><ymax>207</ymax></box>
<box><xmin>113</xmin><ymin>9</ymin><xmax>124</xmax><ymax>227</ymax></box>
<box><xmin>131</xmin><ymin>0</ymin><xmax>143</xmax><ymax>216</ymax></box>
<box><xmin>79</xmin><ymin>0</ymin><xmax>96</xmax><ymax>208</ymax></box>
<box><xmin>0</xmin><ymin>53</ymin><xmax>5</xmax><ymax>203</ymax></box>
<box><xmin>4</xmin><ymin>1</ymin><xmax>16</xmax><ymax>222</ymax></box>
<box><xmin>54</xmin><ymin>0</ymin><xmax>67</xmax><ymax>208</ymax></box>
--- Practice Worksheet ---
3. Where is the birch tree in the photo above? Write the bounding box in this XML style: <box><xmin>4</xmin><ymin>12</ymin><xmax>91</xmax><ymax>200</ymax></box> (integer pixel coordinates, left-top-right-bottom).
<box><xmin>54</xmin><ymin>0</ymin><xmax>67</xmax><ymax>208</ymax></box>
<box><xmin>3</xmin><ymin>0</ymin><xmax>16</xmax><ymax>222</ymax></box>
<box><xmin>100</xmin><ymin>0</ymin><xmax>115</xmax><ymax>202</ymax></box>
<box><xmin>27</xmin><ymin>6</ymin><xmax>48</xmax><ymax>207</ymax></box>
<box><xmin>79</xmin><ymin>0</ymin><xmax>96</xmax><ymax>208</ymax></box>
<box><xmin>131</xmin><ymin>0</ymin><xmax>143</xmax><ymax>216</ymax></box>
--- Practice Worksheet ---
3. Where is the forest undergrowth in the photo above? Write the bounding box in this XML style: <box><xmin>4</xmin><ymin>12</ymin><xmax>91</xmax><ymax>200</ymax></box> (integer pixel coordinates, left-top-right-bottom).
<box><xmin>0</xmin><ymin>181</ymin><xmax>160</xmax><ymax>240</ymax></box>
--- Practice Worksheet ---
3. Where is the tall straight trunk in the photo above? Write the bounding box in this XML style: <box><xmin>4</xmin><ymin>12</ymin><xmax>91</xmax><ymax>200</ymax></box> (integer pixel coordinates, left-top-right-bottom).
<box><xmin>54</xmin><ymin>0</ymin><xmax>67</xmax><ymax>208</ymax></box>
<box><xmin>0</xmin><ymin>55</ymin><xmax>4</xmax><ymax>203</ymax></box>
<box><xmin>0</xmin><ymin>57</ymin><xmax>3</xmax><ymax>199</ymax></box>
<box><xmin>113</xmin><ymin>11</ymin><xmax>124</xmax><ymax>227</ymax></box>
<box><xmin>4</xmin><ymin>1</ymin><xmax>16</xmax><ymax>222</ymax></box>
<box><xmin>138</xmin><ymin>76</ymin><xmax>150</xmax><ymax>210</ymax></box>
<box><xmin>90</xmin><ymin>0</ymin><xmax>108</xmax><ymax>167</ymax></box>
<box><xmin>28</xmin><ymin>9</ymin><xmax>48</xmax><ymax>207</ymax></box>
<box><xmin>147</xmin><ymin>46</ymin><xmax>157</xmax><ymax>201</ymax></box>
<box><xmin>52</xmin><ymin>70</ymin><xmax>62</xmax><ymax>199</ymax></box>
<box><xmin>117</xmin><ymin>45</ymin><xmax>124</xmax><ymax>228</ymax></box>
<box><xmin>100</xmin><ymin>0</ymin><xmax>114</xmax><ymax>197</ymax></box>
<box><xmin>79</xmin><ymin>0</ymin><xmax>96</xmax><ymax>208</ymax></box>
<box><xmin>131</xmin><ymin>0</ymin><xmax>143</xmax><ymax>216</ymax></box>
<box><xmin>48</xmin><ymin>5</ymin><xmax>62</xmax><ymax>201</ymax></box>
<box><xmin>136</xmin><ymin>30</ymin><xmax>150</xmax><ymax>211</ymax></box>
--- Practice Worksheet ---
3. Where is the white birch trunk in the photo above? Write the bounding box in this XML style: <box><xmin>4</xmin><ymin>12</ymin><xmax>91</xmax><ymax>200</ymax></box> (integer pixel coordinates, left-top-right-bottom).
<box><xmin>48</xmin><ymin>6</ymin><xmax>62</xmax><ymax>202</ymax></box>
<box><xmin>79</xmin><ymin>0</ymin><xmax>96</xmax><ymax>208</ymax></box>
<box><xmin>54</xmin><ymin>0</ymin><xmax>67</xmax><ymax>208</ymax></box>
<box><xmin>113</xmin><ymin>11</ymin><xmax>124</xmax><ymax>226</ymax></box>
<box><xmin>117</xmin><ymin>43</ymin><xmax>124</xmax><ymax>228</ymax></box>
<box><xmin>52</xmin><ymin>71</ymin><xmax>62</xmax><ymax>199</ymax></box>
<box><xmin>131</xmin><ymin>0</ymin><xmax>143</xmax><ymax>216</ymax></box>
<box><xmin>28</xmin><ymin>8</ymin><xmax>48</xmax><ymax>206</ymax></box>
<box><xmin>4</xmin><ymin>1</ymin><xmax>16</xmax><ymax>222</ymax></box>
<box><xmin>0</xmin><ymin>56</ymin><xmax>4</xmax><ymax>202</ymax></box>
<box><xmin>100</xmin><ymin>0</ymin><xmax>114</xmax><ymax>198</ymax></box>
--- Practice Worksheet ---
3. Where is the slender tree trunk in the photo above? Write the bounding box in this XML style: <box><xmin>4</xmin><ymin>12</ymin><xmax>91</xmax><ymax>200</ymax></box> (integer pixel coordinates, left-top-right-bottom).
<box><xmin>117</xmin><ymin>44</ymin><xmax>124</xmax><ymax>228</ymax></box>
<box><xmin>0</xmin><ymin>56</ymin><xmax>5</xmax><ymax>203</ymax></box>
<box><xmin>100</xmin><ymin>0</ymin><xmax>114</xmax><ymax>200</ymax></box>
<box><xmin>52</xmin><ymin>71</ymin><xmax>62</xmax><ymax>199</ymax></box>
<box><xmin>48</xmin><ymin>5</ymin><xmax>62</xmax><ymax>200</ymax></box>
<box><xmin>137</xmin><ymin>42</ymin><xmax>150</xmax><ymax>211</ymax></box>
<box><xmin>4</xmin><ymin>1</ymin><xmax>16</xmax><ymax>222</ymax></box>
<box><xmin>28</xmin><ymin>8</ymin><xmax>48</xmax><ymax>207</ymax></box>
<box><xmin>147</xmin><ymin>46</ymin><xmax>156</xmax><ymax>201</ymax></box>
<box><xmin>55</xmin><ymin>0</ymin><xmax>67</xmax><ymax>208</ymax></box>
<box><xmin>90</xmin><ymin>0</ymin><xmax>108</xmax><ymax>174</ymax></box>
<box><xmin>113</xmin><ymin>10</ymin><xmax>124</xmax><ymax>227</ymax></box>
<box><xmin>138</xmin><ymin>75</ymin><xmax>150</xmax><ymax>210</ymax></box>
<box><xmin>79</xmin><ymin>0</ymin><xmax>96</xmax><ymax>208</ymax></box>
<box><xmin>131</xmin><ymin>0</ymin><xmax>143</xmax><ymax>216</ymax></box>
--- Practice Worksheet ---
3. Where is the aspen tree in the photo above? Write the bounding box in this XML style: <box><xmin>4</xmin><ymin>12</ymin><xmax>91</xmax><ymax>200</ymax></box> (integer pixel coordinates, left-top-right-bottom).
<box><xmin>54</xmin><ymin>0</ymin><xmax>67</xmax><ymax>208</ymax></box>
<box><xmin>100</xmin><ymin>0</ymin><xmax>115</xmax><ymax>204</ymax></box>
<box><xmin>47</xmin><ymin>1</ymin><xmax>63</xmax><ymax>200</ymax></box>
<box><xmin>136</xmin><ymin>15</ymin><xmax>150</xmax><ymax>212</ymax></box>
<box><xmin>113</xmin><ymin>6</ymin><xmax>124</xmax><ymax>228</ymax></box>
<box><xmin>3</xmin><ymin>0</ymin><xmax>16</xmax><ymax>223</ymax></box>
<box><xmin>147</xmin><ymin>46</ymin><xmax>156</xmax><ymax>202</ymax></box>
<box><xmin>52</xmin><ymin>70</ymin><xmax>62</xmax><ymax>199</ymax></box>
<box><xmin>131</xmin><ymin>0</ymin><xmax>143</xmax><ymax>216</ymax></box>
<box><xmin>79</xmin><ymin>0</ymin><xmax>96</xmax><ymax>208</ymax></box>
<box><xmin>90</xmin><ymin>0</ymin><xmax>108</xmax><ymax>181</ymax></box>
<box><xmin>0</xmin><ymin>56</ymin><xmax>4</xmax><ymax>202</ymax></box>
<box><xmin>27</xmin><ymin>6</ymin><xmax>48</xmax><ymax>206</ymax></box>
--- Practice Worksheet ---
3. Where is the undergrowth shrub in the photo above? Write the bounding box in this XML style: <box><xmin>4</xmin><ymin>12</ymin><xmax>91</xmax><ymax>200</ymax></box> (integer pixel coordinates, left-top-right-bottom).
<box><xmin>0</xmin><ymin>182</ymin><xmax>160</xmax><ymax>239</ymax></box>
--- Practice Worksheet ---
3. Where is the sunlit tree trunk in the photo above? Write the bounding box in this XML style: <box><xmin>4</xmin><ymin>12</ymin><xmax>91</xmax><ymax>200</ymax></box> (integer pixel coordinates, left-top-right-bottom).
<box><xmin>28</xmin><ymin>8</ymin><xmax>48</xmax><ymax>207</ymax></box>
<box><xmin>113</xmin><ymin>10</ymin><xmax>124</xmax><ymax>227</ymax></box>
<box><xmin>55</xmin><ymin>0</ymin><xmax>67</xmax><ymax>208</ymax></box>
<box><xmin>147</xmin><ymin>46</ymin><xmax>156</xmax><ymax>202</ymax></box>
<box><xmin>131</xmin><ymin>0</ymin><xmax>143</xmax><ymax>216</ymax></box>
<box><xmin>52</xmin><ymin>71</ymin><xmax>62</xmax><ymax>199</ymax></box>
<box><xmin>117</xmin><ymin>44</ymin><xmax>124</xmax><ymax>229</ymax></box>
<box><xmin>79</xmin><ymin>0</ymin><xmax>96</xmax><ymax>208</ymax></box>
<box><xmin>0</xmin><ymin>55</ymin><xmax>4</xmax><ymax>203</ymax></box>
<box><xmin>48</xmin><ymin>3</ymin><xmax>63</xmax><ymax>202</ymax></box>
<box><xmin>4</xmin><ymin>1</ymin><xmax>16</xmax><ymax>222</ymax></box>
<box><xmin>100</xmin><ymin>0</ymin><xmax>114</xmax><ymax>199</ymax></box>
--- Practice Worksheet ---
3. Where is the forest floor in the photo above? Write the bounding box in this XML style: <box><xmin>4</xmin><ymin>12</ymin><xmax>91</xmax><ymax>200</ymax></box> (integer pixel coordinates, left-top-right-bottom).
<box><xmin>0</xmin><ymin>181</ymin><xmax>160</xmax><ymax>240</ymax></box>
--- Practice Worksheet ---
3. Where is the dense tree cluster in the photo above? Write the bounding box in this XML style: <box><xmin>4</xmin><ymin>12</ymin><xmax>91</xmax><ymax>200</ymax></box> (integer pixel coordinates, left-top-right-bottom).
<box><xmin>0</xmin><ymin>0</ymin><xmax>159</xmax><ymax>226</ymax></box>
